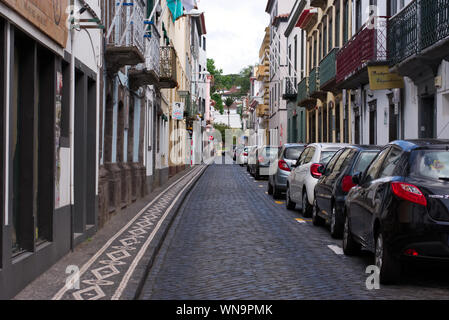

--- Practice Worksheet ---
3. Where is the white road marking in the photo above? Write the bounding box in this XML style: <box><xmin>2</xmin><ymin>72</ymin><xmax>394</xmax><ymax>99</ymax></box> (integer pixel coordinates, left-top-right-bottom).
<box><xmin>328</xmin><ymin>245</ymin><xmax>344</xmax><ymax>255</ymax></box>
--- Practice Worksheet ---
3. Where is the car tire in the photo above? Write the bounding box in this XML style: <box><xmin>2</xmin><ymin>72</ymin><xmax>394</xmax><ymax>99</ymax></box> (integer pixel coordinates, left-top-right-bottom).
<box><xmin>330</xmin><ymin>205</ymin><xmax>343</xmax><ymax>239</ymax></box>
<box><xmin>375</xmin><ymin>232</ymin><xmax>401</xmax><ymax>285</ymax></box>
<box><xmin>255</xmin><ymin>168</ymin><xmax>260</xmax><ymax>180</ymax></box>
<box><xmin>302</xmin><ymin>191</ymin><xmax>313</xmax><ymax>218</ymax></box>
<box><xmin>268</xmin><ymin>181</ymin><xmax>274</xmax><ymax>195</ymax></box>
<box><xmin>247</xmin><ymin>165</ymin><xmax>250</xmax><ymax>172</ymax></box>
<box><xmin>342</xmin><ymin>213</ymin><xmax>361</xmax><ymax>256</ymax></box>
<box><xmin>273</xmin><ymin>183</ymin><xmax>282</xmax><ymax>200</ymax></box>
<box><xmin>312</xmin><ymin>198</ymin><xmax>325</xmax><ymax>226</ymax></box>
<box><xmin>286</xmin><ymin>186</ymin><xmax>296</xmax><ymax>210</ymax></box>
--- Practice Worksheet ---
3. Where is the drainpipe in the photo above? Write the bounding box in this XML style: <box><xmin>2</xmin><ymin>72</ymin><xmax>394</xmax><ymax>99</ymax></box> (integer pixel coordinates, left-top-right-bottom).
<box><xmin>69</xmin><ymin>0</ymin><xmax>76</xmax><ymax>251</ymax></box>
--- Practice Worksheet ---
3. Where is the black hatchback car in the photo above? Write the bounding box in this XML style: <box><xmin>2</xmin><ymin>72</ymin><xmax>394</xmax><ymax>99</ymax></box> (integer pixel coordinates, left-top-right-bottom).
<box><xmin>313</xmin><ymin>145</ymin><xmax>381</xmax><ymax>238</ymax></box>
<box><xmin>343</xmin><ymin>140</ymin><xmax>449</xmax><ymax>284</ymax></box>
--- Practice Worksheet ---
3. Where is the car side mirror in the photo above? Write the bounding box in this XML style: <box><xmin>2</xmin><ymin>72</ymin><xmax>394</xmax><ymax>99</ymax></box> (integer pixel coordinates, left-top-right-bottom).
<box><xmin>352</xmin><ymin>172</ymin><xmax>362</xmax><ymax>186</ymax></box>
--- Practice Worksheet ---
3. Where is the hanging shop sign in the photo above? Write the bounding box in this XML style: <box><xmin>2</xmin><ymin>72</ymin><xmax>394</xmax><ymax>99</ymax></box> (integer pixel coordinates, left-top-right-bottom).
<box><xmin>368</xmin><ymin>66</ymin><xmax>404</xmax><ymax>90</ymax></box>
<box><xmin>172</xmin><ymin>102</ymin><xmax>185</xmax><ymax>120</ymax></box>
<box><xmin>2</xmin><ymin>0</ymin><xmax>69</xmax><ymax>47</ymax></box>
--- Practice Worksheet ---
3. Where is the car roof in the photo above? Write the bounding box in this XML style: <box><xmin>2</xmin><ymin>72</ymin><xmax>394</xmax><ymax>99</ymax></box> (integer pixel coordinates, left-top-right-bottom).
<box><xmin>345</xmin><ymin>144</ymin><xmax>382</xmax><ymax>151</ymax></box>
<box><xmin>390</xmin><ymin>140</ymin><xmax>449</xmax><ymax>152</ymax></box>
<box><xmin>307</xmin><ymin>143</ymin><xmax>350</xmax><ymax>150</ymax></box>
<box><xmin>283</xmin><ymin>143</ymin><xmax>307</xmax><ymax>148</ymax></box>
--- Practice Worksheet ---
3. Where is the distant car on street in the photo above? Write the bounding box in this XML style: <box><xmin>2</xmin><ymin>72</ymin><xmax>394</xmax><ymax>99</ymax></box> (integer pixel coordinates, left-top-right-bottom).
<box><xmin>343</xmin><ymin>140</ymin><xmax>449</xmax><ymax>284</ymax></box>
<box><xmin>268</xmin><ymin>144</ymin><xmax>306</xmax><ymax>199</ymax></box>
<box><xmin>249</xmin><ymin>146</ymin><xmax>280</xmax><ymax>180</ymax></box>
<box><xmin>313</xmin><ymin>145</ymin><xmax>381</xmax><ymax>238</ymax></box>
<box><xmin>286</xmin><ymin>143</ymin><xmax>348</xmax><ymax>217</ymax></box>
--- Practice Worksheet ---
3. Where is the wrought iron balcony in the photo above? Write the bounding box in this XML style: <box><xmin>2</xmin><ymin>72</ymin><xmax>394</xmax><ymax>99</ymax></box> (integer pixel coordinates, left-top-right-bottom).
<box><xmin>319</xmin><ymin>48</ymin><xmax>338</xmax><ymax>91</ymax></box>
<box><xmin>129</xmin><ymin>24</ymin><xmax>161</xmax><ymax>90</ymax></box>
<box><xmin>105</xmin><ymin>0</ymin><xmax>146</xmax><ymax>73</ymax></box>
<box><xmin>297</xmin><ymin>77</ymin><xmax>309</xmax><ymax>104</ymax></box>
<box><xmin>336</xmin><ymin>16</ymin><xmax>388</xmax><ymax>88</ymax></box>
<box><xmin>159</xmin><ymin>46</ymin><xmax>178</xmax><ymax>89</ymax></box>
<box><xmin>282</xmin><ymin>77</ymin><xmax>297</xmax><ymax>100</ymax></box>
<box><xmin>309</xmin><ymin>67</ymin><xmax>319</xmax><ymax>96</ymax></box>
<box><xmin>388</xmin><ymin>0</ymin><xmax>449</xmax><ymax>78</ymax></box>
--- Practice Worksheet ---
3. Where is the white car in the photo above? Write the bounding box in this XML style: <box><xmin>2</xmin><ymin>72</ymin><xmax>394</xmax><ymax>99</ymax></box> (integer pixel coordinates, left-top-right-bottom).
<box><xmin>286</xmin><ymin>143</ymin><xmax>348</xmax><ymax>217</ymax></box>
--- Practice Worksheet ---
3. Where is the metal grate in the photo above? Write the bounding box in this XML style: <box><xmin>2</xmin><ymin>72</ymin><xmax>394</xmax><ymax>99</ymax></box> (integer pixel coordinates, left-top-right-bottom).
<box><xmin>160</xmin><ymin>46</ymin><xmax>177</xmax><ymax>81</ymax></box>
<box><xmin>319</xmin><ymin>48</ymin><xmax>338</xmax><ymax>88</ymax></box>
<box><xmin>336</xmin><ymin>16</ymin><xmax>388</xmax><ymax>84</ymax></box>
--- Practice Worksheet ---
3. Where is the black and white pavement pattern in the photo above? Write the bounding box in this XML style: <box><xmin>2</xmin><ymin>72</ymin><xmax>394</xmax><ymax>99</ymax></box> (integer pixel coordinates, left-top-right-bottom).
<box><xmin>138</xmin><ymin>163</ymin><xmax>449</xmax><ymax>300</ymax></box>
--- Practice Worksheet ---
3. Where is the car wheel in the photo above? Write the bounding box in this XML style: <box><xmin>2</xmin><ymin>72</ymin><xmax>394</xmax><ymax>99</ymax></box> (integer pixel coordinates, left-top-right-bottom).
<box><xmin>375</xmin><ymin>232</ymin><xmax>401</xmax><ymax>285</ymax></box>
<box><xmin>267</xmin><ymin>181</ymin><xmax>274</xmax><ymax>195</ymax></box>
<box><xmin>273</xmin><ymin>183</ymin><xmax>282</xmax><ymax>200</ymax></box>
<box><xmin>286</xmin><ymin>186</ymin><xmax>296</xmax><ymax>210</ymax></box>
<box><xmin>302</xmin><ymin>191</ymin><xmax>312</xmax><ymax>218</ymax></box>
<box><xmin>255</xmin><ymin>168</ymin><xmax>260</xmax><ymax>180</ymax></box>
<box><xmin>330</xmin><ymin>205</ymin><xmax>343</xmax><ymax>239</ymax></box>
<box><xmin>342</xmin><ymin>213</ymin><xmax>361</xmax><ymax>256</ymax></box>
<box><xmin>247</xmin><ymin>165</ymin><xmax>250</xmax><ymax>172</ymax></box>
<box><xmin>312</xmin><ymin>198</ymin><xmax>325</xmax><ymax>226</ymax></box>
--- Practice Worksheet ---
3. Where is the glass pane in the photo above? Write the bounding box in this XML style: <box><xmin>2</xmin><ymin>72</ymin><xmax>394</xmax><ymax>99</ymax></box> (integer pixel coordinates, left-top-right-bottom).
<box><xmin>411</xmin><ymin>150</ymin><xmax>449</xmax><ymax>180</ymax></box>
<box><xmin>284</xmin><ymin>146</ymin><xmax>305</xmax><ymax>160</ymax></box>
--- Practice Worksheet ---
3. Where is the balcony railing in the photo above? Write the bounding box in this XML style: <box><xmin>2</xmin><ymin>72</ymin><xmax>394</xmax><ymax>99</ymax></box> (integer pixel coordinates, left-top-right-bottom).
<box><xmin>297</xmin><ymin>77</ymin><xmax>309</xmax><ymax>104</ymax></box>
<box><xmin>319</xmin><ymin>48</ymin><xmax>338</xmax><ymax>90</ymax></box>
<box><xmin>159</xmin><ymin>46</ymin><xmax>178</xmax><ymax>89</ymax></box>
<box><xmin>129</xmin><ymin>24</ymin><xmax>161</xmax><ymax>89</ymax></box>
<box><xmin>388</xmin><ymin>2</ymin><xmax>418</xmax><ymax>66</ymax></box>
<box><xmin>282</xmin><ymin>76</ymin><xmax>297</xmax><ymax>100</ymax></box>
<box><xmin>105</xmin><ymin>0</ymin><xmax>146</xmax><ymax>71</ymax></box>
<box><xmin>389</xmin><ymin>0</ymin><xmax>449</xmax><ymax>66</ymax></box>
<box><xmin>336</xmin><ymin>16</ymin><xmax>388</xmax><ymax>84</ymax></box>
<box><xmin>309</xmin><ymin>67</ymin><xmax>319</xmax><ymax>95</ymax></box>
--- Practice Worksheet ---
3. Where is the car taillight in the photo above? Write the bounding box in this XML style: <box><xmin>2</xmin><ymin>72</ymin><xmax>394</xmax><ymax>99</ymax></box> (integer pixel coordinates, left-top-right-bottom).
<box><xmin>258</xmin><ymin>156</ymin><xmax>265</xmax><ymax>163</ymax></box>
<box><xmin>243</xmin><ymin>152</ymin><xmax>248</xmax><ymax>156</ymax></box>
<box><xmin>278</xmin><ymin>159</ymin><xmax>291</xmax><ymax>172</ymax></box>
<box><xmin>341</xmin><ymin>175</ymin><xmax>356</xmax><ymax>193</ymax></box>
<box><xmin>310</xmin><ymin>163</ymin><xmax>322</xmax><ymax>179</ymax></box>
<box><xmin>391</xmin><ymin>182</ymin><xmax>427</xmax><ymax>206</ymax></box>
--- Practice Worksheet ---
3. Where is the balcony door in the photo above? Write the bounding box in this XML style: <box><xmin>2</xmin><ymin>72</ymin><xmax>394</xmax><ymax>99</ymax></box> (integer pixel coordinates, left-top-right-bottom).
<box><xmin>419</xmin><ymin>95</ymin><xmax>436</xmax><ymax>139</ymax></box>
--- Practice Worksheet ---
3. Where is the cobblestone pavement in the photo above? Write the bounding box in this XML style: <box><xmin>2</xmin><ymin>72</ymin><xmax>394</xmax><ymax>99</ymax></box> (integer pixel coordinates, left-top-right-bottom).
<box><xmin>51</xmin><ymin>165</ymin><xmax>205</xmax><ymax>300</ymax></box>
<box><xmin>139</xmin><ymin>163</ymin><xmax>449</xmax><ymax>300</ymax></box>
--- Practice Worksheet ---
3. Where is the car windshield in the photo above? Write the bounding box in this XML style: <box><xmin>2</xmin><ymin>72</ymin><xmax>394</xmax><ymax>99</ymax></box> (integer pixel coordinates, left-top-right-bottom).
<box><xmin>320</xmin><ymin>151</ymin><xmax>338</xmax><ymax>164</ymax></box>
<box><xmin>284</xmin><ymin>147</ymin><xmax>305</xmax><ymax>160</ymax></box>
<box><xmin>410</xmin><ymin>150</ymin><xmax>449</xmax><ymax>180</ymax></box>
<box><xmin>354</xmin><ymin>151</ymin><xmax>379</xmax><ymax>173</ymax></box>
<box><xmin>264</xmin><ymin>147</ymin><xmax>279</xmax><ymax>159</ymax></box>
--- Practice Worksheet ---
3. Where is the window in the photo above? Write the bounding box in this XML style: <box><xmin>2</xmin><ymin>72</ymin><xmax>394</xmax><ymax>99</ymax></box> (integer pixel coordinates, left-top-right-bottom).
<box><xmin>305</xmin><ymin>147</ymin><xmax>316</xmax><ymax>163</ymax></box>
<box><xmin>326</xmin><ymin>148</ymin><xmax>345</xmax><ymax>173</ymax></box>
<box><xmin>354</xmin><ymin>151</ymin><xmax>379</xmax><ymax>174</ymax></box>
<box><xmin>343</xmin><ymin>0</ymin><xmax>349</xmax><ymax>44</ymax></box>
<box><xmin>355</xmin><ymin>0</ymin><xmax>362</xmax><ymax>31</ymax></box>
<box><xmin>335</xmin><ymin>1</ymin><xmax>340</xmax><ymax>47</ymax></box>
<box><xmin>410</xmin><ymin>150</ymin><xmax>449</xmax><ymax>181</ymax></box>
<box><xmin>300</xmin><ymin>31</ymin><xmax>305</xmax><ymax>78</ymax></box>
<box><xmin>379</xmin><ymin>147</ymin><xmax>403</xmax><ymax>178</ymax></box>
<box><xmin>328</xmin><ymin>11</ymin><xmax>333</xmax><ymax>50</ymax></box>
<box><xmin>364</xmin><ymin>148</ymin><xmax>390</xmax><ymax>184</ymax></box>
<box><xmin>323</xmin><ymin>19</ymin><xmax>328</xmax><ymax>56</ymax></box>
<box><xmin>285</xmin><ymin>146</ymin><xmax>305</xmax><ymax>160</ymax></box>
<box><xmin>297</xmin><ymin>148</ymin><xmax>309</xmax><ymax>166</ymax></box>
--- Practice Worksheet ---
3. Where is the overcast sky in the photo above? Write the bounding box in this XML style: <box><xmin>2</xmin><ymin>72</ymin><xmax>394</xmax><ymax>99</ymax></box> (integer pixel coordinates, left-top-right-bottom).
<box><xmin>197</xmin><ymin>0</ymin><xmax>270</xmax><ymax>75</ymax></box>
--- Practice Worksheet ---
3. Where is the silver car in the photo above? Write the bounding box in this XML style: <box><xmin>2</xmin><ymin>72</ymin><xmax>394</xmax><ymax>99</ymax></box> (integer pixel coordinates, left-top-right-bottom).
<box><xmin>268</xmin><ymin>144</ymin><xmax>306</xmax><ymax>199</ymax></box>
<box><xmin>286</xmin><ymin>143</ymin><xmax>348</xmax><ymax>217</ymax></box>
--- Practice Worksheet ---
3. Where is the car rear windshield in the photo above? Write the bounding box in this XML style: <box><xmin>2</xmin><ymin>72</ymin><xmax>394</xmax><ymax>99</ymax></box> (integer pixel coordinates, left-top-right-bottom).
<box><xmin>263</xmin><ymin>147</ymin><xmax>279</xmax><ymax>159</ymax></box>
<box><xmin>284</xmin><ymin>147</ymin><xmax>305</xmax><ymax>160</ymax></box>
<box><xmin>354</xmin><ymin>151</ymin><xmax>379</xmax><ymax>173</ymax></box>
<box><xmin>410</xmin><ymin>150</ymin><xmax>449</xmax><ymax>181</ymax></box>
<box><xmin>321</xmin><ymin>151</ymin><xmax>338</xmax><ymax>164</ymax></box>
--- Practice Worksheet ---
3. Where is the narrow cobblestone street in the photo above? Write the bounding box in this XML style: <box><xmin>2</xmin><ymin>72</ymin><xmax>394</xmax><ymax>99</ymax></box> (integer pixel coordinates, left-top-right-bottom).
<box><xmin>138</xmin><ymin>164</ymin><xmax>449</xmax><ymax>300</ymax></box>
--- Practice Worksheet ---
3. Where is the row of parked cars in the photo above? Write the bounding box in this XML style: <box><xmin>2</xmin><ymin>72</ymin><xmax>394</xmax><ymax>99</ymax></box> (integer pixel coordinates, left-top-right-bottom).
<box><xmin>235</xmin><ymin>140</ymin><xmax>449</xmax><ymax>284</ymax></box>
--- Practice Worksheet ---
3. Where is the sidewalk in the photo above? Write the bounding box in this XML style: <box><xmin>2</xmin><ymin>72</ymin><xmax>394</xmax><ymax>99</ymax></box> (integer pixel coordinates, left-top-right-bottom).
<box><xmin>14</xmin><ymin>165</ymin><xmax>207</xmax><ymax>300</ymax></box>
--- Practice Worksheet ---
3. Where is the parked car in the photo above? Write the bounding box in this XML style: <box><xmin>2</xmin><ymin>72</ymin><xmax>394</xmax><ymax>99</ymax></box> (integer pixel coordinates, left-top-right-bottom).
<box><xmin>343</xmin><ymin>140</ymin><xmax>449</xmax><ymax>284</ymax></box>
<box><xmin>234</xmin><ymin>146</ymin><xmax>244</xmax><ymax>163</ymax></box>
<box><xmin>249</xmin><ymin>146</ymin><xmax>280</xmax><ymax>180</ymax></box>
<box><xmin>312</xmin><ymin>145</ymin><xmax>381</xmax><ymax>237</ymax></box>
<box><xmin>246</xmin><ymin>146</ymin><xmax>257</xmax><ymax>171</ymax></box>
<box><xmin>268</xmin><ymin>144</ymin><xmax>306</xmax><ymax>199</ymax></box>
<box><xmin>286</xmin><ymin>143</ymin><xmax>348</xmax><ymax>217</ymax></box>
